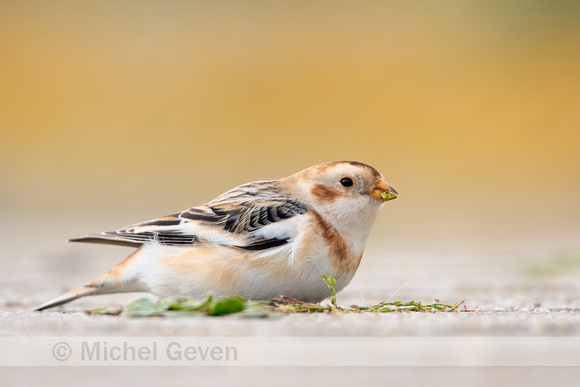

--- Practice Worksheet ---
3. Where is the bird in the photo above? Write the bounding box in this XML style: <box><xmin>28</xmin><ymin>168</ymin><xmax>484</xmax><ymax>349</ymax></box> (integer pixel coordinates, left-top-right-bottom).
<box><xmin>34</xmin><ymin>161</ymin><xmax>398</xmax><ymax>311</ymax></box>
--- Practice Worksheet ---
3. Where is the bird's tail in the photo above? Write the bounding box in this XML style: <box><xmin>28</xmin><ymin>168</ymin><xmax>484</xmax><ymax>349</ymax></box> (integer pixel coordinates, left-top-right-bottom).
<box><xmin>33</xmin><ymin>285</ymin><xmax>101</xmax><ymax>311</ymax></box>
<box><xmin>34</xmin><ymin>248</ymin><xmax>147</xmax><ymax>311</ymax></box>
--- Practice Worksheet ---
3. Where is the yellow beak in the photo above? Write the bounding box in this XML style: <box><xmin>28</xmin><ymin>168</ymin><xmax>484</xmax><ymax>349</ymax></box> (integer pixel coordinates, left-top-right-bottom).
<box><xmin>370</xmin><ymin>179</ymin><xmax>398</xmax><ymax>202</ymax></box>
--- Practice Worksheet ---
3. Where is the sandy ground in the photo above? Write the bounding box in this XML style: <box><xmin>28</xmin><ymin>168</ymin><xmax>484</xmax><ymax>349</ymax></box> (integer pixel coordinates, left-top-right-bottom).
<box><xmin>1</xmin><ymin>214</ymin><xmax>580</xmax><ymax>386</ymax></box>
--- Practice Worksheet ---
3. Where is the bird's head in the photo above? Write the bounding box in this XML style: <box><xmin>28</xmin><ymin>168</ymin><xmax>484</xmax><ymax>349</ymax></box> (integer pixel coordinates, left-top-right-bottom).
<box><xmin>285</xmin><ymin>161</ymin><xmax>397</xmax><ymax>234</ymax></box>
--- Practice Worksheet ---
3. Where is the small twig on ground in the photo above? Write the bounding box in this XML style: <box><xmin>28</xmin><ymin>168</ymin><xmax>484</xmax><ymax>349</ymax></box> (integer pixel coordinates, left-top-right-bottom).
<box><xmin>273</xmin><ymin>295</ymin><xmax>311</xmax><ymax>305</ymax></box>
<box><xmin>448</xmin><ymin>298</ymin><xmax>466</xmax><ymax>312</ymax></box>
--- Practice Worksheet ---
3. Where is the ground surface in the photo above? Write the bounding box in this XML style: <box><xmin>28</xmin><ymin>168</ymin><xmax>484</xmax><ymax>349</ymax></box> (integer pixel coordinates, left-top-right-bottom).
<box><xmin>1</xmin><ymin>214</ymin><xmax>580</xmax><ymax>386</ymax></box>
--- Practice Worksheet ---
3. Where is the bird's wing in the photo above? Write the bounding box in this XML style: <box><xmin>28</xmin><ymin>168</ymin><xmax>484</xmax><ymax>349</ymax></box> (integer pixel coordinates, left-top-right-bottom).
<box><xmin>70</xmin><ymin>179</ymin><xmax>308</xmax><ymax>250</ymax></box>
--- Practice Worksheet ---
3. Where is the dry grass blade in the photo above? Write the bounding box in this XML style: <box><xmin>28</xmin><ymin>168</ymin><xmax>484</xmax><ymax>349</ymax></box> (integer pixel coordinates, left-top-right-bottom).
<box><xmin>448</xmin><ymin>298</ymin><xmax>466</xmax><ymax>312</ymax></box>
<box><xmin>273</xmin><ymin>295</ymin><xmax>312</xmax><ymax>305</ymax></box>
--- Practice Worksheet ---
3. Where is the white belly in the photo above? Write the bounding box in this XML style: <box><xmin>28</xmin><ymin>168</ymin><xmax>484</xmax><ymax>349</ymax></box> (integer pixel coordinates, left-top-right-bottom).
<box><xmin>130</xmin><ymin>242</ymin><xmax>357</xmax><ymax>303</ymax></box>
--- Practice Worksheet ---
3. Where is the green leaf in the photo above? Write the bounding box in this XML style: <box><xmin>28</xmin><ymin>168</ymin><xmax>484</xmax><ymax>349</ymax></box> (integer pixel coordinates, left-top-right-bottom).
<box><xmin>171</xmin><ymin>298</ymin><xmax>212</xmax><ymax>311</ymax></box>
<box><xmin>320</xmin><ymin>274</ymin><xmax>338</xmax><ymax>308</ymax></box>
<box><xmin>124</xmin><ymin>298</ymin><xmax>169</xmax><ymax>317</ymax></box>
<box><xmin>238</xmin><ymin>307</ymin><xmax>272</xmax><ymax>318</ymax></box>
<box><xmin>243</xmin><ymin>300</ymin><xmax>264</xmax><ymax>307</ymax></box>
<box><xmin>207</xmin><ymin>296</ymin><xmax>245</xmax><ymax>316</ymax></box>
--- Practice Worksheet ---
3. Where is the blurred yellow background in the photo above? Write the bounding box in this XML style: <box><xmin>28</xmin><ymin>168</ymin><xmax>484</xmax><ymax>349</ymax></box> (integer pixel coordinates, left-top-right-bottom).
<box><xmin>1</xmin><ymin>1</ymin><xmax>579</xmax><ymax>257</ymax></box>
<box><xmin>3</xmin><ymin>8</ymin><xmax>580</xmax><ymax>385</ymax></box>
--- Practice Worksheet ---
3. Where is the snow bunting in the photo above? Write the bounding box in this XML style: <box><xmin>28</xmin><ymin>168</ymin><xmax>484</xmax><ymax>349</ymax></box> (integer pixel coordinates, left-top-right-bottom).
<box><xmin>34</xmin><ymin>161</ymin><xmax>397</xmax><ymax>311</ymax></box>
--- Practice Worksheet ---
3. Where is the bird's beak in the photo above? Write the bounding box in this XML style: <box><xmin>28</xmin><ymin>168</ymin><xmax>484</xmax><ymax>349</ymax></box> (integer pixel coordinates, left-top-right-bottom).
<box><xmin>370</xmin><ymin>179</ymin><xmax>398</xmax><ymax>202</ymax></box>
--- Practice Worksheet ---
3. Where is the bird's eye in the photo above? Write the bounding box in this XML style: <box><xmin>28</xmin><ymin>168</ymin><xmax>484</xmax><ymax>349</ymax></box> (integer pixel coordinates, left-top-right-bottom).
<box><xmin>340</xmin><ymin>177</ymin><xmax>354</xmax><ymax>187</ymax></box>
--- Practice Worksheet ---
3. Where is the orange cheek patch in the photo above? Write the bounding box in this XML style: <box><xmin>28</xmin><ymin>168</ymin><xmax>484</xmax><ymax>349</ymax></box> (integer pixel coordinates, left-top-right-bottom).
<box><xmin>310</xmin><ymin>183</ymin><xmax>341</xmax><ymax>204</ymax></box>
